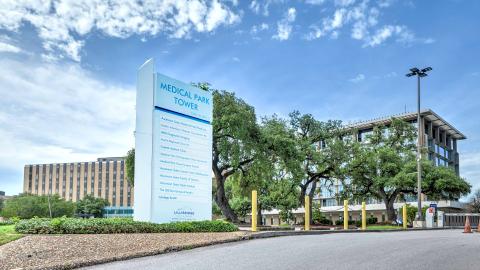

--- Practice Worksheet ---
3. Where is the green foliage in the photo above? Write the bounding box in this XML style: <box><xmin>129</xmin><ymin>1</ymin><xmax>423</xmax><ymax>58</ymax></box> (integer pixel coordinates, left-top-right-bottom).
<box><xmin>288</xmin><ymin>111</ymin><xmax>351</xmax><ymax>206</ymax></box>
<box><xmin>76</xmin><ymin>195</ymin><xmax>110</xmax><ymax>218</ymax></box>
<box><xmin>311</xmin><ymin>205</ymin><xmax>331</xmax><ymax>225</ymax></box>
<box><xmin>367</xmin><ymin>217</ymin><xmax>378</xmax><ymax>225</ymax></box>
<box><xmin>15</xmin><ymin>217</ymin><xmax>238</xmax><ymax>234</ymax></box>
<box><xmin>312</xmin><ymin>205</ymin><xmax>322</xmax><ymax>223</ymax></box>
<box><xmin>125</xmin><ymin>148</ymin><xmax>135</xmax><ymax>187</ymax></box>
<box><xmin>212</xmin><ymin>202</ymin><xmax>222</xmax><ymax>216</ymax></box>
<box><xmin>230</xmin><ymin>196</ymin><xmax>251</xmax><ymax>218</ymax></box>
<box><xmin>1</xmin><ymin>194</ymin><xmax>75</xmax><ymax>219</ymax></box>
<box><xmin>404</xmin><ymin>204</ymin><xmax>428</xmax><ymax>224</ymax></box>
<box><xmin>345</xmin><ymin>118</ymin><xmax>471</xmax><ymax>221</ymax></box>
<box><xmin>211</xmin><ymin>89</ymin><xmax>262</xmax><ymax>221</ymax></box>
<box><xmin>0</xmin><ymin>225</ymin><xmax>22</xmax><ymax>245</ymax></box>
<box><xmin>279</xmin><ymin>209</ymin><xmax>294</xmax><ymax>223</ymax></box>
<box><xmin>0</xmin><ymin>217</ymin><xmax>20</xmax><ymax>226</ymax></box>
<box><xmin>335</xmin><ymin>219</ymin><xmax>355</xmax><ymax>226</ymax></box>
<box><xmin>469</xmin><ymin>188</ymin><xmax>480</xmax><ymax>213</ymax></box>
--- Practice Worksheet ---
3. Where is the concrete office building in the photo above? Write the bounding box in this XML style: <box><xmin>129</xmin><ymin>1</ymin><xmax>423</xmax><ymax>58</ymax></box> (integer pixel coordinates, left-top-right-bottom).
<box><xmin>23</xmin><ymin>157</ymin><xmax>133</xmax><ymax>216</ymax></box>
<box><xmin>260</xmin><ymin>109</ymin><xmax>467</xmax><ymax>226</ymax></box>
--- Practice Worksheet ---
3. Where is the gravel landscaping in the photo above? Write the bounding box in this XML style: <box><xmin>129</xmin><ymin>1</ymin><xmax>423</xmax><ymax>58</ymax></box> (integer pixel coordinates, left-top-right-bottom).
<box><xmin>0</xmin><ymin>232</ymin><xmax>249</xmax><ymax>270</ymax></box>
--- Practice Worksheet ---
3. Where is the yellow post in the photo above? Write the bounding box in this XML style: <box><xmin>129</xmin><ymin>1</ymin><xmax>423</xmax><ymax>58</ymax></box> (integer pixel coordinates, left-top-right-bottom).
<box><xmin>361</xmin><ymin>201</ymin><xmax>366</xmax><ymax>231</ymax></box>
<box><xmin>251</xmin><ymin>190</ymin><xmax>257</xmax><ymax>232</ymax></box>
<box><xmin>305</xmin><ymin>195</ymin><xmax>310</xmax><ymax>231</ymax></box>
<box><xmin>403</xmin><ymin>204</ymin><xmax>407</xmax><ymax>229</ymax></box>
<box><xmin>344</xmin><ymin>200</ymin><xmax>349</xmax><ymax>230</ymax></box>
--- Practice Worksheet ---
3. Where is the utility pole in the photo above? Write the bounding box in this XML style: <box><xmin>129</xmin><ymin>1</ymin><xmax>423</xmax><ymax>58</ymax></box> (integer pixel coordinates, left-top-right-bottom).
<box><xmin>406</xmin><ymin>67</ymin><xmax>432</xmax><ymax>223</ymax></box>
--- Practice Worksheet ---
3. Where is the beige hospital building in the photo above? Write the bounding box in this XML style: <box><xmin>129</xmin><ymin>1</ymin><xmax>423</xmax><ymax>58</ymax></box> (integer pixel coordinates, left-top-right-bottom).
<box><xmin>23</xmin><ymin>157</ymin><xmax>133</xmax><ymax>217</ymax></box>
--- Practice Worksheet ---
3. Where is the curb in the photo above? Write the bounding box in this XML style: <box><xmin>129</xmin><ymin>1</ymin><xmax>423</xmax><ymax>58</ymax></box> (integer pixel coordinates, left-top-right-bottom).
<box><xmin>245</xmin><ymin>227</ymin><xmax>462</xmax><ymax>240</ymax></box>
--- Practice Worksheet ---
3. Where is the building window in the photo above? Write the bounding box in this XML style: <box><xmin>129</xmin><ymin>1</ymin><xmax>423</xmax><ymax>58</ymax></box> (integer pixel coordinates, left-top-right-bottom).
<box><xmin>49</xmin><ymin>164</ymin><xmax>53</xmax><ymax>193</ymax></box>
<box><xmin>62</xmin><ymin>164</ymin><xmax>67</xmax><ymax>198</ymax></box>
<box><xmin>35</xmin><ymin>165</ymin><xmax>39</xmax><ymax>193</ymax></box>
<box><xmin>120</xmin><ymin>161</ymin><xmax>124</xmax><ymax>206</ymax></box>
<box><xmin>41</xmin><ymin>165</ymin><xmax>46</xmax><ymax>193</ymax></box>
<box><xmin>55</xmin><ymin>164</ymin><xmax>59</xmax><ymax>193</ymax></box>
<box><xmin>76</xmin><ymin>163</ymin><xmax>81</xmax><ymax>200</ymax></box>
<box><xmin>105</xmin><ymin>162</ymin><xmax>110</xmax><ymax>200</ymax></box>
<box><xmin>83</xmin><ymin>162</ymin><xmax>88</xmax><ymax>197</ymax></box>
<box><xmin>69</xmin><ymin>164</ymin><xmax>74</xmax><ymax>199</ymax></box>
<box><xmin>98</xmin><ymin>162</ymin><xmax>103</xmax><ymax>197</ymax></box>
<box><xmin>112</xmin><ymin>161</ymin><xmax>117</xmax><ymax>206</ymax></box>
<box><xmin>91</xmin><ymin>162</ymin><xmax>95</xmax><ymax>195</ymax></box>
<box><xmin>28</xmin><ymin>166</ymin><xmax>32</xmax><ymax>191</ymax></box>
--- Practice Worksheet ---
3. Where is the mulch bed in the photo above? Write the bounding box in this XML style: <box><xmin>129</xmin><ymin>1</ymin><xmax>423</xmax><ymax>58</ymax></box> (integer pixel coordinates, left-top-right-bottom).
<box><xmin>0</xmin><ymin>232</ymin><xmax>249</xmax><ymax>270</ymax></box>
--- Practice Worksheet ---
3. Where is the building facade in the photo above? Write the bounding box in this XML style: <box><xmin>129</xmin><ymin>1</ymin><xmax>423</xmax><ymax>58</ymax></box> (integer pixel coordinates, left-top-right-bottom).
<box><xmin>259</xmin><ymin>109</ymin><xmax>467</xmax><ymax>226</ymax></box>
<box><xmin>23</xmin><ymin>157</ymin><xmax>133</xmax><ymax>214</ymax></box>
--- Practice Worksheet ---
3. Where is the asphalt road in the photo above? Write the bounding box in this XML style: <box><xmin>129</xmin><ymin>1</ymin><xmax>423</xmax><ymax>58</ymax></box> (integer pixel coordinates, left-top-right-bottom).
<box><xmin>82</xmin><ymin>230</ymin><xmax>480</xmax><ymax>270</ymax></box>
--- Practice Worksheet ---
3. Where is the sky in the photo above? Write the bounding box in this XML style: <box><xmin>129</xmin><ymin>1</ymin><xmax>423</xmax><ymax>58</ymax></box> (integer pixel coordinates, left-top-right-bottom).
<box><xmin>0</xmin><ymin>0</ymin><xmax>479</xmax><ymax>197</ymax></box>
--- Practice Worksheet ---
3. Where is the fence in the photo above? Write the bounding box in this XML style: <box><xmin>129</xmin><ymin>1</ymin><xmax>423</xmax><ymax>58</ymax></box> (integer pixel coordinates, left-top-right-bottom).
<box><xmin>443</xmin><ymin>213</ymin><xmax>480</xmax><ymax>227</ymax></box>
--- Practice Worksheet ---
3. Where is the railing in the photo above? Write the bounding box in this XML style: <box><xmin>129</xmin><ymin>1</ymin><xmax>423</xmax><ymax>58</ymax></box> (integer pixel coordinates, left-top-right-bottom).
<box><xmin>443</xmin><ymin>213</ymin><xmax>480</xmax><ymax>227</ymax></box>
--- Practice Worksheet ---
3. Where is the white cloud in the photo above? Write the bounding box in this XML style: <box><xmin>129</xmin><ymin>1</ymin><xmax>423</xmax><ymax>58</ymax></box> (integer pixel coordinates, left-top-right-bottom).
<box><xmin>305</xmin><ymin>0</ymin><xmax>327</xmax><ymax>5</ymax></box>
<box><xmin>0</xmin><ymin>41</ymin><xmax>22</xmax><ymax>53</ymax></box>
<box><xmin>273</xmin><ymin>8</ymin><xmax>296</xmax><ymax>41</ymax></box>
<box><xmin>251</xmin><ymin>23</ymin><xmax>269</xmax><ymax>34</ymax></box>
<box><xmin>0</xmin><ymin>59</ymin><xmax>135</xmax><ymax>177</ymax></box>
<box><xmin>304</xmin><ymin>0</ymin><xmax>427</xmax><ymax>47</ymax></box>
<box><xmin>250</xmin><ymin>0</ymin><xmax>261</xmax><ymax>14</ymax></box>
<box><xmin>363</xmin><ymin>25</ymin><xmax>416</xmax><ymax>47</ymax></box>
<box><xmin>0</xmin><ymin>0</ymin><xmax>240</xmax><ymax>61</ymax></box>
<box><xmin>378</xmin><ymin>0</ymin><xmax>396</xmax><ymax>8</ymax></box>
<box><xmin>335</xmin><ymin>0</ymin><xmax>356</xmax><ymax>7</ymax></box>
<box><xmin>232</xmin><ymin>56</ymin><xmax>240</xmax><ymax>62</ymax></box>
<box><xmin>349</xmin><ymin>73</ymin><xmax>365</xmax><ymax>83</ymax></box>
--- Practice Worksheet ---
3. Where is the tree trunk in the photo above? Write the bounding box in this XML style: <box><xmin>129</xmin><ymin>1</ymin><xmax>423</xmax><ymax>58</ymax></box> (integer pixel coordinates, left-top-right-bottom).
<box><xmin>307</xmin><ymin>181</ymin><xmax>317</xmax><ymax>225</ymax></box>
<box><xmin>384</xmin><ymin>198</ymin><xmax>397</xmax><ymax>222</ymax></box>
<box><xmin>257</xmin><ymin>203</ymin><xmax>262</xmax><ymax>226</ymax></box>
<box><xmin>214</xmin><ymin>176</ymin><xmax>238</xmax><ymax>222</ymax></box>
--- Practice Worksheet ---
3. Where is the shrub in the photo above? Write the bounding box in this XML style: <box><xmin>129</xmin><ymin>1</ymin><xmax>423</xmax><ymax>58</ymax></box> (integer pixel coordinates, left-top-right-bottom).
<box><xmin>367</xmin><ymin>217</ymin><xmax>378</xmax><ymax>225</ymax></box>
<box><xmin>335</xmin><ymin>219</ymin><xmax>355</xmax><ymax>226</ymax></box>
<box><xmin>0</xmin><ymin>220</ymin><xmax>15</xmax><ymax>226</ymax></box>
<box><xmin>1</xmin><ymin>194</ymin><xmax>75</xmax><ymax>219</ymax></box>
<box><xmin>76</xmin><ymin>195</ymin><xmax>109</xmax><ymax>218</ymax></box>
<box><xmin>15</xmin><ymin>217</ymin><xmax>238</xmax><ymax>234</ymax></box>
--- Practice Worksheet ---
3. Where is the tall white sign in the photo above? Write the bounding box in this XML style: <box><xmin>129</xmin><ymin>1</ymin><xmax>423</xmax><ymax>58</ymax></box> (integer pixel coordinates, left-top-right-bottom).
<box><xmin>134</xmin><ymin>59</ymin><xmax>213</xmax><ymax>223</ymax></box>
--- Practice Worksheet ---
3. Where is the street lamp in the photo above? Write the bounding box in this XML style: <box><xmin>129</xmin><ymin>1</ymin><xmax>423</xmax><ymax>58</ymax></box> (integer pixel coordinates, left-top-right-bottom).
<box><xmin>406</xmin><ymin>67</ymin><xmax>432</xmax><ymax>224</ymax></box>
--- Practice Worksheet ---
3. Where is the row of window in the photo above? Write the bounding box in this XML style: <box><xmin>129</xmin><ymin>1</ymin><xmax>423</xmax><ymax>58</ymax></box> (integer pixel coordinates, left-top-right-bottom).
<box><xmin>26</xmin><ymin>161</ymin><xmax>131</xmax><ymax>207</ymax></box>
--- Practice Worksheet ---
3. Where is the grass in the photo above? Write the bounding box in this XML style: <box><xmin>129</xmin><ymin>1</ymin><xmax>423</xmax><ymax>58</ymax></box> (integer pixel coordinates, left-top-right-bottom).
<box><xmin>367</xmin><ymin>225</ymin><xmax>402</xmax><ymax>230</ymax></box>
<box><xmin>0</xmin><ymin>225</ymin><xmax>23</xmax><ymax>245</ymax></box>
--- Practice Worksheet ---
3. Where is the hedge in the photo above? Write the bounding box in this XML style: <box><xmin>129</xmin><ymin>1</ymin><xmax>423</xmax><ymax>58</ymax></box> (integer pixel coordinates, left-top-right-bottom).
<box><xmin>15</xmin><ymin>217</ymin><xmax>238</xmax><ymax>234</ymax></box>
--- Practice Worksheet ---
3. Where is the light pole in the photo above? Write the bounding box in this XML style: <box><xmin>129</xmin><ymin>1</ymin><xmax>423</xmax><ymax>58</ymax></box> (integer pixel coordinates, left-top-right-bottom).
<box><xmin>406</xmin><ymin>67</ymin><xmax>432</xmax><ymax>223</ymax></box>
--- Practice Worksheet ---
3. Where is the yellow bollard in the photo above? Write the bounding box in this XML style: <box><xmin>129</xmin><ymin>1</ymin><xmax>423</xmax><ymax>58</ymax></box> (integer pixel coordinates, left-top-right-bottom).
<box><xmin>403</xmin><ymin>204</ymin><xmax>407</xmax><ymax>229</ymax></box>
<box><xmin>344</xmin><ymin>200</ymin><xmax>349</xmax><ymax>230</ymax></box>
<box><xmin>305</xmin><ymin>195</ymin><xmax>310</xmax><ymax>231</ymax></box>
<box><xmin>361</xmin><ymin>201</ymin><xmax>366</xmax><ymax>231</ymax></box>
<box><xmin>251</xmin><ymin>190</ymin><xmax>257</xmax><ymax>232</ymax></box>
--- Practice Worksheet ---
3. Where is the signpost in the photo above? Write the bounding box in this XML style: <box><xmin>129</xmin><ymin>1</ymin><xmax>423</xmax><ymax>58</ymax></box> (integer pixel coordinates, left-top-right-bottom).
<box><xmin>134</xmin><ymin>59</ymin><xmax>213</xmax><ymax>223</ymax></box>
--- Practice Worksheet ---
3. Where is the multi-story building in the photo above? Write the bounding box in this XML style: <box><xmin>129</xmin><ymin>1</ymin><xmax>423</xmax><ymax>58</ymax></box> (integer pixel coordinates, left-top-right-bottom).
<box><xmin>23</xmin><ymin>157</ymin><xmax>133</xmax><ymax>216</ymax></box>
<box><xmin>261</xmin><ymin>109</ymin><xmax>467</xmax><ymax>226</ymax></box>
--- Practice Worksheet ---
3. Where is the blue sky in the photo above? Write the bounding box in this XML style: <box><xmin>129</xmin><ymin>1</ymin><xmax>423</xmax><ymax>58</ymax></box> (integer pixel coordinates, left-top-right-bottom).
<box><xmin>0</xmin><ymin>0</ymin><xmax>479</xmax><ymax>197</ymax></box>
